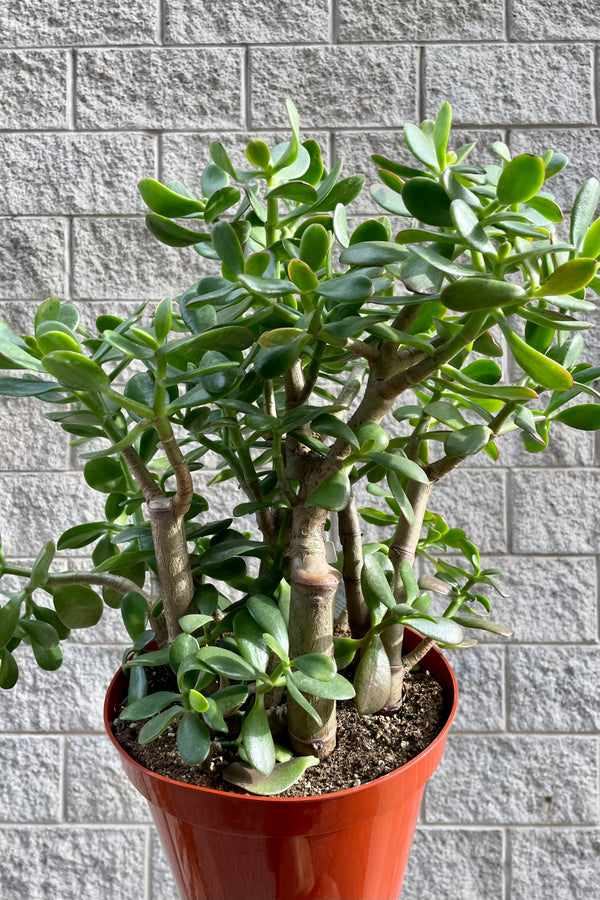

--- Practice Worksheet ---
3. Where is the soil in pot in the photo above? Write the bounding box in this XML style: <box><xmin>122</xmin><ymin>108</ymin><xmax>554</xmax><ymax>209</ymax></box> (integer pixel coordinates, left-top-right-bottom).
<box><xmin>111</xmin><ymin>666</ymin><xmax>445</xmax><ymax>798</ymax></box>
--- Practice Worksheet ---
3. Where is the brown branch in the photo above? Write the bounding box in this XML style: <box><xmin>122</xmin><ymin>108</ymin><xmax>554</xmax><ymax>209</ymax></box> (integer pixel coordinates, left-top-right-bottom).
<box><xmin>156</xmin><ymin>423</ymin><xmax>194</xmax><ymax>518</ymax></box>
<box><xmin>121</xmin><ymin>446</ymin><xmax>163</xmax><ymax>502</ymax></box>
<box><xmin>402</xmin><ymin>637</ymin><xmax>436</xmax><ymax>673</ymax></box>
<box><xmin>47</xmin><ymin>571</ymin><xmax>155</xmax><ymax>611</ymax></box>
<box><xmin>338</xmin><ymin>491</ymin><xmax>369</xmax><ymax>639</ymax></box>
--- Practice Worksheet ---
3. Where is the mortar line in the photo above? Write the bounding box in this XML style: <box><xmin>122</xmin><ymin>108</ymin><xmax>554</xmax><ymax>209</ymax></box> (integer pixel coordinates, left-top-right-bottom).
<box><xmin>504</xmin><ymin>827</ymin><xmax>512</xmax><ymax>900</ymax></box>
<box><xmin>504</xmin><ymin>468</ymin><xmax>512</xmax><ymax>556</ymax></box>
<box><xmin>59</xmin><ymin>734</ymin><xmax>67</xmax><ymax>823</ymax></box>
<box><xmin>242</xmin><ymin>45</ymin><xmax>250</xmax><ymax>130</ymax></box>
<box><xmin>157</xmin><ymin>0</ymin><xmax>165</xmax><ymax>44</ymax></box>
<box><xmin>65</xmin><ymin>48</ymin><xmax>76</xmax><ymax>130</ymax></box>
<box><xmin>64</xmin><ymin>214</ymin><xmax>73</xmax><ymax>300</ymax></box>
<box><xmin>330</xmin><ymin>0</ymin><xmax>339</xmax><ymax>44</ymax></box>
<box><xmin>504</xmin><ymin>0</ymin><xmax>512</xmax><ymax>42</ymax></box>
<box><xmin>417</xmin><ymin>45</ymin><xmax>425</xmax><ymax>120</ymax></box>
<box><xmin>154</xmin><ymin>132</ymin><xmax>163</xmax><ymax>182</ymax></box>
<box><xmin>594</xmin><ymin>44</ymin><xmax>599</xmax><ymax>127</ymax></box>
<box><xmin>503</xmin><ymin>644</ymin><xmax>510</xmax><ymax>734</ymax></box>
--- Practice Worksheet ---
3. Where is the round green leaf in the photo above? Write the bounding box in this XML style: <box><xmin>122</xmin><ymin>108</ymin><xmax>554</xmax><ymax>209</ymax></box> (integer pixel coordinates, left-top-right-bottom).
<box><xmin>121</xmin><ymin>591</ymin><xmax>148</xmax><ymax>641</ymax></box>
<box><xmin>146</xmin><ymin>214</ymin><xmax>207</xmax><ymax>247</ymax></box>
<box><xmin>84</xmin><ymin>458</ymin><xmax>128</xmax><ymax>494</ymax></box>
<box><xmin>497</xmin><ymin>154</ymin><xmax>545</xmax><ymax>204</ymax></box>
<box><xmin>534</xmin><ymin>258</ymin><xmax>598</xmax><ymax>297</ymax></box>
<box><xmin>242</xmin><ymin>694</ymin><xmax>276</xmax><ymax>776</ymax></box>
<box><xmin>0</xmin><ymin>648</ymin><xmax>18</xmax><ymax>689</ymax></box>
<box><xmin>402</xmin><ymin>178</ymin><xmax>452</xmax><ymax>226</ymax></box>
<box><xmin>177</xmin><ymin>711</ymin><xmax>211</xmax><ymax>765</ymax></box>
<box><xmin>293</xmin><ymin>653</ymin><xmax>336</xmax><ymax>682</ymax></box>
<box><xmin>450</xmin><ymin>199</ymin><xmax>495</xmax><ymax>254</ymax></box>
<box><xmin>299</xmin><ymin>224</ymin><xmax>329</xmax><ymax>270</ymax></box>
<box><xmin>211</xmin><ymin>221</ymin><xmax>245</xmax><ymax>274</ymax></box>
<box><xmin>444</xmin><ymin>425</ymin><xmax>492</xmax><ymax>458</ymax></box>
<box><xmin>223</xmin><ymin>755</ymin><xmax>319</xmax><ymax>796</ymax></box>
<box><xmin>307</xmin><ymin>465</ymin><xmax>352</xmax><ymax>512</ymax></box>
<box><xmin>53</xmin><ymin>585</ymin><xmax>103</xmax><ymax>629</ymax></box>
<box><xmin>138</xmin><ymin>179</ymin><xmax>204</xmax><ymax>217</ymax></box>
<box><xmin>354</xmin><ymin>635</ymin><xmax>391</xmax><ymax>715</ymax></box>
<box><xmin>42</xmin><ymin>351</ymin><xmax>110</xmax><ymax>392</ymax></box>
<box><xmin>0</xmin><ymin>596</ymin><xmax>21</xmax><ymax>650</ymax></box>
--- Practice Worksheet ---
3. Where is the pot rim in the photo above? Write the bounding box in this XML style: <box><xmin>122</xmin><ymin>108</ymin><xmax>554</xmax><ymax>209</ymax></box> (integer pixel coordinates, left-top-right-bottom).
<box><xmin>104</xmin><ymin>627</ymin><xmax>458</xmax><ymax>806</ymax></box>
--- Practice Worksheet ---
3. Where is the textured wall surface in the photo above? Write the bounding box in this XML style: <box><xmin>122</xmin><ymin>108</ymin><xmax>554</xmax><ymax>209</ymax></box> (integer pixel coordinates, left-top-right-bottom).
<box><xmin>0</xmin><ymin>3</ymin><xmax>599</xmax><ymax>899</ymax></box>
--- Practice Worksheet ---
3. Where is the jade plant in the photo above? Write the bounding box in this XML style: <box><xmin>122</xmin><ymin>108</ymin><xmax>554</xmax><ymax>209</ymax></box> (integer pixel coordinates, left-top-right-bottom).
<box><xmin>1</xmin><ymin>102</ymin><xmax>599</xmax><ymax>794</ymax></box>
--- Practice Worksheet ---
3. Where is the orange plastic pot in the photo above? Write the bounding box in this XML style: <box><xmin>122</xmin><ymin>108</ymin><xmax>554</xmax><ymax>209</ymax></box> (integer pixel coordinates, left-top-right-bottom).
<box><xmin>104</xmin><ymin>629</ymin><xmax>458</xmax><ymax>900</ymax></box>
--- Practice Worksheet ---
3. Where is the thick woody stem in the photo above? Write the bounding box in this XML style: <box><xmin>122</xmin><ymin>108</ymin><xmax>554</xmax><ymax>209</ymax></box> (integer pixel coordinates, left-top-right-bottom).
<box><xmin>155</xmin><ymin>421</ymin><xmax>194</xmax><ymax>518</ymax></box>
<box><xmin>287</xmin><ymin>504</ymin><xmax>340</xmax><ymax>758</ymax></box>
<box><xmin>338</xmin><ymin>492</ymin><xmax>370</xmax><ymax>639</ymax></box>
<box><xmin>47</xmin><ymin>571</ymin><xmax>155</xmax><ymax>610</ymax></box>
<box><xmin>121</xmin><ymin>446</ymin><xmax>162</xmax><ymax>502</ymax></box>
<box><xmin>148</xmin><ymin>497</ymin><xmax>195</xmax><ymax>643</ymax></box>
<box><xmin>383</xmin><ymin>479</ymin><xmax>432</xmax><ymax>709</ymax></box>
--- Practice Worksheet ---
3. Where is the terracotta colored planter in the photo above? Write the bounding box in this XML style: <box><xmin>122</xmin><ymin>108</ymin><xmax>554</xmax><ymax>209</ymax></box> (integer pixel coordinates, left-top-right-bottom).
<box><xmin>104</xmin><ymin>629</ymin><xmax>458</xmax><ymax>900</ymax></box>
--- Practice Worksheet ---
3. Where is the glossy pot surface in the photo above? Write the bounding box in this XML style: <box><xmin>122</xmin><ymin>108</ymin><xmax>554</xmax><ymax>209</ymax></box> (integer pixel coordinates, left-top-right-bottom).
<box><xmin>104</xmin><ymin>629</ymin><xmax>458</xmax><ymax>900</ymax></box>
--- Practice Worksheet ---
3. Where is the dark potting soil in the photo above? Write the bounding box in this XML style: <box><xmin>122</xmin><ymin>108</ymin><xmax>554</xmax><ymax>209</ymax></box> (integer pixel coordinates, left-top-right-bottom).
<box><xmin>112</xmin><ymin>666</ymin><xmax>446</xmax><ymax>798</ymax></box>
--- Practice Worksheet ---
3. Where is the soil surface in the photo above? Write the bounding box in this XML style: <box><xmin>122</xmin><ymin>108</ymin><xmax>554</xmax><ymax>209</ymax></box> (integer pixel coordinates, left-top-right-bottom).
<box><xmin>112</xmin><ymin>667</ymin><xmax>446</xmax><ymax>797</ymax></box>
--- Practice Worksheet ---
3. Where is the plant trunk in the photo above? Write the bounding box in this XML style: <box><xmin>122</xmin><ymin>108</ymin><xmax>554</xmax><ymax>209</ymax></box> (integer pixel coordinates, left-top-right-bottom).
<box><xmin>383</xmin><ymin>479</ymin><xmax>432</xmax><ymax>709</ymax></box>
<box><xmin>287</xmin><ymin>503</ymin><xmax>340</xmax><ymax>758</ymax></box>
<box><xmin>148</xmin><ymin>497</ymin><xmax>195</xmax><ymax>643</ymax></box>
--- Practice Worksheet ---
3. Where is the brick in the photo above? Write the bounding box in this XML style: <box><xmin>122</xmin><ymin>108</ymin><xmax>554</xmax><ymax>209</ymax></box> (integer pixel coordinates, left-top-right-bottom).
<box><xmin>0</xmin><ymin>397</ymin><xmax>70</xmax><ymax>471</ymax></box>
<box><xmin>72</xmin><ymin>217</ymin><xmax>203</xmax><ymax>300</ymax></box>
<box><xmin>0</xmin><ymin>0</ymin><xmax>157</xmax><ymax>45</ymax></box>
<box><xmin>470</xmin><ymin>423</ymin><xmax>596</xmax><ymax>468</ymax></box>
<box><xmin>511</xmin><ymin>469</ymin><xmax>600</xmax><ymax>553</ymax></box>
<box><xmin>0</xmin><ymin>50</ymin><xmax>66</xmax><ymax>129</ymax></box>
<box><xmin>0</xmin><ymin>737</ymin><xmax>61</xmax><ymax>822</ymax></box>
<box><xmin>509</xmin><ymin>127</ymin><xmax>600</xmax><ymax>209</ymax></box>
<box><xmin>67</xmin><ymin>736</ymin><xmax>151</xmax><ymax>823</ymax></box>
<box><xmin>339</xmin><ymin>0</ymin><xmax>505</xmax><ymax>42</ymax></box>
<box><xmin>467</xmin><ymin>555</ymin><xmax>598</xmax><ymax>644</ymax></box>
<box><xmin>427</xmin><ymin>468</ymin><xmax>507</xmax><ymax>553</ymax></box>
<box><xmin>425</xmin><ymin>45</ymin><xmax>594</xmax><ymax>125</ymax></box>
<box><xmin>333</xmin><ymin>128</ymin><xmax>505</xmax><ymax>215</ymax></box>
<box><xmin>165</xmin><ymin>0</ymin><xmax>330</xmax><ymax>43</ymax></box>
<box><xmin>0</xmin><ymin>134</ymin><xmax>155</xmax><ymax>215</ymax></box>
<box><xmin>511</xmin><ymin>0</ymin><xmax>600</xmax><ymax>40</ymax></box>
<box><xmin>0</xmin><ymin>644</ymin><xmax>123</xmax><ymax>731</ymax></box>
<box><xmin>250</xmin><ymin>47</ymin><xmax>417</xmax><ymax>129</ymax></box>
<box><xmin>0</xmin><ymin>827</ymin><xmax>146</xmax><ymax>900</ymax></box>
<box><xmin>77</xmin><ymin>48</ymin><xmax>244</xmax><ymax>130</ymax></box>
<box><xmin>511</xmin><ymin>829</ymin><xmax>600</xmax><ymax>900</ymax></box>
<box><xmin>0</xmin><ymin>218</ymin><xmax>65</xmax><ymax>297</ymax></box>
<box><xmin>161</xmin><ymin>129</ymin><xmax>330</xmax><ymax>195</ymax></box>
<box><xmin>403</xmin><ymin>828</ymin><xmax>503</xmax><ymax>900</ymax></box>
<box><xmin>446</xmin><ymin>646</ymin><xmax>505</xmax><ymax>731</ymax></box>
<box><xmin>509</xmin><ymin>645</ymin><xmax>600</xmax><ymax>732</ymax></box>
<box><xmin>0</xmin><ymin>471</ymin><xmax>105</xmax><ymax>557</ymax></box>
<box><xmin>425</xmin><ymin>735</ymin><xmax>598</xmax><ymax>824</ymax></box>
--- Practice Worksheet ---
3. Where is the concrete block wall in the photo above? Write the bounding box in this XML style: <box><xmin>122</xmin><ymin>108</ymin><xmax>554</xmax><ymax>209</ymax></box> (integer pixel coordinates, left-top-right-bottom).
<box><xmin>0</xmin><ymin>3</ymin><xmax>599</xmax><ymax>898</ymax></box>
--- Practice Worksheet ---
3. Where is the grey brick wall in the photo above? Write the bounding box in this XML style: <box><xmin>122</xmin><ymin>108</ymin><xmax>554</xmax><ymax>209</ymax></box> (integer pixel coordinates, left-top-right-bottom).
<box><xmin>0</xmin><ymin>3</ymin><xmax>599</xmax><ymax>899</ymax></box>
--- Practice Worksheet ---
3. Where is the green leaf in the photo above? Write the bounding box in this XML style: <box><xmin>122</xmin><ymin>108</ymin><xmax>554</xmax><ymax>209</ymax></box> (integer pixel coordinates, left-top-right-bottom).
<box><xmin>138</xmin><ymin>705</ymin><xmax>186</xmax><ymax>744</ymax></box>
<box><xmin>404</xmin><ymin>123</ymin><xmax>439</xmax><ymax>170</ymax></box>
<box><xmin>209</xmin><ymin>142</ymin><xmax>241</xmax><ymax>179</ymax></box>
<box><xmin>30</xmin><ymin>541</ymin><xmax>55</xmax><ymax>589</ymax></box>
<box><xmin>267</xmin><ymin>181</ymin><xmax>317</xmax><ymax>203</ymax></box>
<box><xmin>211</xmin><ymin>221</ymin><xmax>245</xmax><ymax>274</ymax></box>
<box><xmin>42</xmin><ymin>351</ymin><xmax>110</xmax><ymax>392</ymax></box>
<box><xmin>120</xmin><ymin>691</ymin><xmax>182</xmax><ymax>721</ymax></box>
<box><xmin>293</xmin><ymin>653</ymin><xmax>336</xmax><ymax>682</ymax></box>
<box><xmin>31</xmin><ymin>641</ymin><xmax>63</xmax><ymax>671</ymax></box>
<box><xmin>307</xmin><ymin>465</ymin><xmax>352</xmax><ymax>511</ymax></box>
<box><xmin>259</xmin><ymin>327</ymin><xmax>305</xmax><ymax>348</ymax></box>
<box><xmin>288</xmin><ymin>258</ymin><xmax>319</xmax><ymax>293</ymax></box>
<box><xmin>497</xmin><ymin>154</ymin><xmax>545</xmax><ymax>204</ymax></box>
<box><xmin>223</xmin><ymin>755</ymin><xmax>319</xmax><ymax>796</ymax></box>
<box><xmin>444</xmin><ymin>425</ymin><xmax>492</xmax><ymax>457</ymax></box>
<box><xmin>354</xmin><ymin>635</ymin><xmax>391</xmax><ymax>715</ymax></box>
<box><xmin>370</xmin><ymin>184</ymin><xmax>410</xmax><ymax>216</ymax></box>
<box><xmin>361</xmin><ymin>552</ymin><xmax>395</xmax><ymax>612</ymax></box>
<box><xmin>0</xmin><ymin>339</ymin><xmax>45</xmax><ymax>372</ymax></box>
<box><xmin>234</xmin><ymin>609</ymin><xmax>270</xmax><ymax>672</ymax></box>
<box><xmin>291</xmin><ymin>671</ymin><xmax>355</xmax><ymax>700</ymax></box>
<box><xmin>121</xmin><ymin>592</ymin><xmax>148</xmax><ymax>641</ymax></box>
<box><xmin>402</xmin><ymin>177</ymin><xmax>452</xmax><ymax>226</ymax></box>
<box><xmin>197</xmin><ymin>645</ymin><xmax>258</xmax><ymax>680</ymax></box>
<box><xmin>247</xmin><ymin>595</ymin><xmax>289</xmax><ymax>654</ymax></box>
<box><xmin>534</xmin><ymin>259</ymin><xmax>598</xmax><ymax>296</ymax></box>
<box><xmin>84</xmin><ymin>458</ymin><xmax>128</xmax><ymax>494</ymax></box>
<box><xmin>138</xmin><ymin>178</ymin><xmax>204</xmax><ymax>217</ymax></box>
<box><xmin>554</xmin><ymin>404</ymin><xmax>600</xmax><ymax>430</ymax></box>
<box><xmin>169</xmin><ymin>633</ymin><xmax>199</xmax><ymax>672</ymax></box>
<box><xmin>450</xmin><ymin>199</ymin><xmax>495</xmax><ymax>254</ymax></box>
<box><xmin>0</xmin><ymin>375</ymin><xmax>61</xmax><ymax>398</ymax></box>
<box><xmin>502</xmin><ymin>324</ymin><xmax>573</xmax><ymax>390</ymax></box>
<box><xmin>582</xmin><ymin>218</ymin><xmax>600</xmax><ymax>258</ymax></box>
<box><xmin>242</xmin><ymin>694</ymin><xmax>276</xmax><ymax>776</ymax></box>
<box><xmin>424</xmin><ymin>401</ymin><xmax>467</xmax><ymax>429</ymax></box>
<box><xmin>333</xmin><ymin>202</ymin><xmax>350</xmax><ymax>248</ymax></box>
<box><xmin>238</xmin><ymin>273</ymin><xmax>297</xmax><ymax>297</ymax></box>
<box><xmin>53</xmin><ymin>585</ymin><xmax>103</xmax><ymax>629</ymax></box>
<box><xmin>441</xmin><ymin>277</ymin><xmax>527</xmax><ymax>312</ymax></box>
<box><xmin>433</xmin><ymin>102</ymin><xmax>452</xmax><ymax>169</ymax></box>
<box><xmin>204</xmin><ymin>186</ymin><xmax>242</xmax><ymax>224</ymax></box>
<box><xmin>0</xmin><ymin>648</ymin><xmax>18</xmax><ymax>689</ymax></box>
<box><xmin>285</xmin><ymin>671</ymin><xmax>323</xmax><ymax>726</ymax></box>
<box><xmin>453</xmin><ymin>613</ymin><xmax>512</xmax><ymax>636</ymax></box>
<box><xmin>526</xmin><ymin>196</ymin><xmax>563</xmax><ymax>223</ymax></box>
<box><xmin>177</xmin><ymin>712</ymin><xmax>211</xmax><ymax>765</ymax></box>
<box><xmin>0</xmin><ymin>597</ymin><xmax>21</xmax><ymax>650</ymax></box>
<box><xmin>178</xmin><ymin>614</ymin><xmax>213</xmax><ymax>633</ymax></box>
<box><xmin>146</xmin><ymin>214</ymin><xmax>207</xmax><ymax>247</ymax></box>
<box><xmin>402</xmin><ymin>616</ymin><xmax>465</xmax><ymax>646</ymax></box>
<box><xmin>366</xmin><ymin>451</ymin><xmax>429</xmax><ymax>484</ymax></box>
<box><xmin>299</xmin><ymin>223</ymin><xmax>329</xmax><ymax>269</ymax></box>
<box><xmin>317</xmin><ymin>273</ymin><xmax>373</xmax><ymax>302</ymax></box>
<box><xmin>571</xmin><ymin>178</ymin><xmax>600</xmax><ymax>250</ymax></box>
<box><xmin>311</xmin><ymin>413</ymin><xmax>360</xmax><ymax>449</ymax></box>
